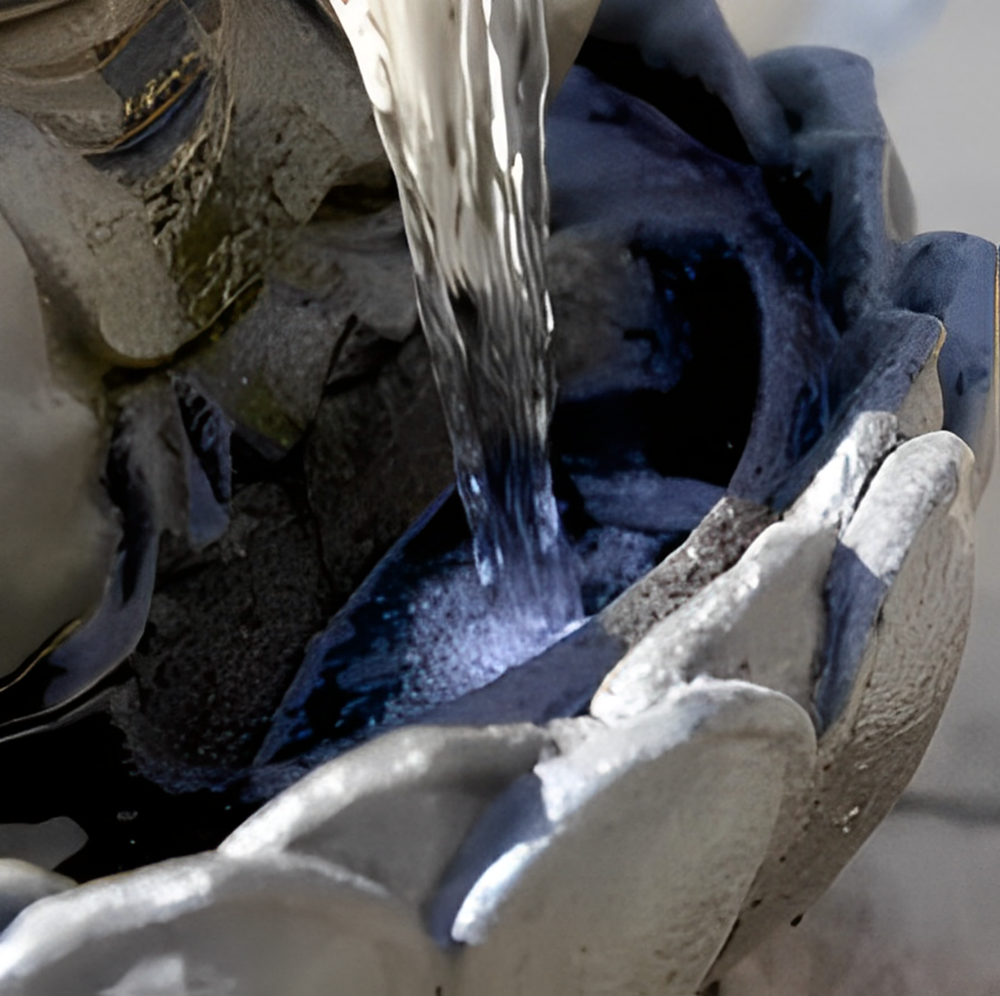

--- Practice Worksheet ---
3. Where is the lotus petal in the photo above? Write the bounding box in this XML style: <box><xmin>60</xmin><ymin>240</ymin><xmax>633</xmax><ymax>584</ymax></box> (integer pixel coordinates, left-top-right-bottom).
<box><xmin>416</xmin><ymin>495</ymin><xmax>776</xmax><ymax>731</ymax></box>
<box><xmin>711</xmin><ymin>429</ymin><xmax>977</xmax><ymax>977</ymax></box>
<box><xmin>430</xmin><ymin>680</ymin><xmax>815</xmax><ymax>996</ymax></box>
<box><xmin>0</xmin><ymin>861</ymin><xmax>74</xmax><ymax>934</ymax></box>
<box><xmin>0</xmin><ymin>851</ymin><xmax>446</xmax><ymax>996</ymax></box>
<box><xmin>590</xmin><ymin>0</ymin><xmax>790</xmax><ymax>164</ymax></box>
<box><xmin>893</xmin><ymin>232</ymin><xmax>1000</xmax><ymax>492</ymax></box>
<box><xmin>590</xmin><ymin>409</ymin><xmax>899</xmax><ymax>722</ymax></box>
<box><xmin>226</xmin><ymin>723</ymin><xmax>549</xmax><ymax>910</ymax></box>
<box><xmin>754</xmin><ymin>46</ymin><xmax>914</xmax><ymax>319</ymax></box>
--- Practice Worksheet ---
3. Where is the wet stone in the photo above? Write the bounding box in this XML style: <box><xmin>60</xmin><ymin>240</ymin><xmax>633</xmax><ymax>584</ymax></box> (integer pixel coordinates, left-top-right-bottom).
<box><xmin>112</xmin><ymin>479</ymin><xmax>336</xmax><ymax>790</ymax></box>
<box><xmin>306</xmin><ymin>333</ymin><xmax>454</xmax><ymax>605</ymax></box>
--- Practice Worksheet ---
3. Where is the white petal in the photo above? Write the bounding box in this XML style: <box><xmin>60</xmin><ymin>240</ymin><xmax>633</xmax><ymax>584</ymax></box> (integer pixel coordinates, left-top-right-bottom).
<box><xmin>432</xmin><ymin>680</ymin><xmax>815</xmax><ymax>996</ymax></box>
<box><xmin>0</xmin><ymin>861</ymin><xmax>74</xmax><ymax>933</ymax></box>
<box><xmin>711</xmin><ymin>430</ymin><xmax>977</xmax><ymax>977</ymax></box>
<box><xmin>0</xmin><ymin>851</ymin><xmax>446</xmax><ymax>996</ymax></box>
<box><xmin>226</xmin><ymin>723</ymin><xmax>548</xmax><ymax>909</ymax></box>
<box><xmin>591</xmin><ymin>411</ymin><xmax>896</xmax><ymax>722</ymax></box>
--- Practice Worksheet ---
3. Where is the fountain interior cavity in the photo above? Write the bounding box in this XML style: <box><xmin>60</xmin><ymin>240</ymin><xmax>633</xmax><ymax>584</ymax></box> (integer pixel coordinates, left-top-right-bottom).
<box><xmin>0</xmin><ymin>0</ymin><xmax>921</xmax><ymax>882</ymax></box>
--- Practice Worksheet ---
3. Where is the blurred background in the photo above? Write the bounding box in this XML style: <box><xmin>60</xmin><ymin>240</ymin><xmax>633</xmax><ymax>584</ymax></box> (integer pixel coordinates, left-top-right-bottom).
<box><xmin>717</xmin><ymin>0</ymin><xmax>1000</xmax><ymax>991</ymax></box>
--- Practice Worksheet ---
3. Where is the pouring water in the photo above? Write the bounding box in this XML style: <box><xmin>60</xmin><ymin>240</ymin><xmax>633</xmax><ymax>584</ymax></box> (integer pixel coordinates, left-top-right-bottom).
<box><xmin>332</xmin><ymin>0</ymin><xmax>583</xmax><ymax>636</ymax></box>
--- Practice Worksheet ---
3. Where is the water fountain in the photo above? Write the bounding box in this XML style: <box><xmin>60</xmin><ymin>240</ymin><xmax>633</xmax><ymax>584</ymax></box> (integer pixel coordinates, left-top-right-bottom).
<box><xmin>252</xmin><ymin>0</ymin><xmax>838</xmax><ymax>780</ymax></box>
<box><xmin>0</xmin><ymin>2</ymin><xmax>996</xmax><ymax>993</ymax></box>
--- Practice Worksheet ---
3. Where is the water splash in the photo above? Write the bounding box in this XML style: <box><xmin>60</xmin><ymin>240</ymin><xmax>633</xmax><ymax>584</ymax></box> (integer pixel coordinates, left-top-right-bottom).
<box><xmin>333</xmin><ymin>0</ymin><xmax>581</xmax><ymax>632</ymax></box>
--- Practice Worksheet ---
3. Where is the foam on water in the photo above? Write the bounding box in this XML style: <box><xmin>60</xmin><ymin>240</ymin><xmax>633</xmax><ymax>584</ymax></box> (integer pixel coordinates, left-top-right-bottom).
<box><xmin>381</xmin><ymin>562</ymin><xmax>587</xmax><ymax>727</ymax></box>
<box><xmin>333</xmin><ymin>0</ymin><xmax>581</xmax><ymax>634</ymax></box>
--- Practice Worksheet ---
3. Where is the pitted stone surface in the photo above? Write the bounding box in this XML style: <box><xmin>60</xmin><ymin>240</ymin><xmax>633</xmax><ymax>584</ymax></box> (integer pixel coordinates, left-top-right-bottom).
<box><xmin>711</xmin><ymin>431</ymin><xmax>977</xmax><ymax>978</ymax></box>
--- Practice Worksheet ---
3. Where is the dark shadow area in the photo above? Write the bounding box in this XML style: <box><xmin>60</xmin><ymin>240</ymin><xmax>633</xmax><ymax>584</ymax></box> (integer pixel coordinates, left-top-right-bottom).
<box><xmin>552</xmin><ymin>237</ymin><xmax>760</xmax><ymax>487</ymax></box>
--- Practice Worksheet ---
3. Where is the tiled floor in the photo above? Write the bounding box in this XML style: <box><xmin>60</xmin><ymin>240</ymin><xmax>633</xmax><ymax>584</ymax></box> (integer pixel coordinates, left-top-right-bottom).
<box><xmin>721</xmin><ymin>1</ymin><xmax>1000</xmax><ymax>991</ymax></box>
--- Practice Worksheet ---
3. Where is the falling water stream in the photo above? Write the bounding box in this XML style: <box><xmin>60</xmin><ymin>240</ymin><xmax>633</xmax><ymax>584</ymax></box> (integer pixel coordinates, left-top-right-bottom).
<box><xmin>334</xmin><ymin>0</ymin><xmax>582</xmax><ymax>635</ymax></box>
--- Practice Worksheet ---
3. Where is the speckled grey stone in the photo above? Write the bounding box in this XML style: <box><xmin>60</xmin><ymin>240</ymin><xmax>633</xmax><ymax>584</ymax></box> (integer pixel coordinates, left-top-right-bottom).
<box><xmin>434</xmin><ymin>681</ymin><xmax>815</xmax><ymax>996</ymax></box>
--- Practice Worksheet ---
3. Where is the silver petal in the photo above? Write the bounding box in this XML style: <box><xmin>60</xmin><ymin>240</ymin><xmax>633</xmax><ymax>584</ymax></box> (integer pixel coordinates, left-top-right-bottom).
<box><xmin>590</xmin><ymin>410</ymin><xmax>899</xmax><ymax>722</ymax></box>
<box><xmin>0</xmin><ymin>861</ymin><xmax>74</xmax><ymax>934</ymax></box>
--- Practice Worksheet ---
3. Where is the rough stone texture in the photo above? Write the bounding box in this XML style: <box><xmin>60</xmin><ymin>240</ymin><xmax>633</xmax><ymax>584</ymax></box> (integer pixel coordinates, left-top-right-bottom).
<box><xmin>0</xmin><ymin>107</ymin><xmax>194</xmax><ymax>364</ymax></box>
<box><xmin>306</xmin><ymin>332</ymin><xmax>454</xmax><ymax>604</ymax></box>
<box><xmin>0</xmin><ymin>8</ymin><xmax>993</xmax><ymax>992</ymax></box>
<box><xmin>183</xmin><ymin>280</ymin><xmax>352</xmax><ymax>457</ymax></box>
<box><xmin>713</xmin><ymin>1</ymin><xmax>1000</xmax><ymax>987</ymax></box>
<box><xmin>599</xmin><ymin>516</ymin><xmax>835</xmax><ymax>717</ymax></box>
<box><xmin>111</xmin><ymin>480</ymin><xmax>336</xmax><ymax>788</ymax></box>
<box><xmin>893</xmin><ymin>232</ymin><xmax>1000</xmax><ymax>496</ymax></box>
<box><xmin>710</xmin><ymin>431</ymin><xmax>977</xmax><ymax>979</ymax></box>
<box><xmin>417</xmin><ymin>496</ymin><xmax>775</xmax><ymax>732</ymax></box>
<box><xmin>599</xmin><ymin>497</ymin><xmax>779</xmax><ymax>649</ymax></box>
<box><xmin>0</xmin><ymin>682</ymin><xmax>815</xmax><ymax>996</ymax></box>
<box><xmin>0</xmin><ymin>0</ymin><xmax>396</xmax><ymax>689</ymax></box>
<box><xmin>590</xmin><ymin>412</ymin><xmax>898</xmax><ymax>722</ymax></box>
<box><xmin>0</xmin><ymin>2</ymin><xmax>153</xmax><ymax>81</ymax></box>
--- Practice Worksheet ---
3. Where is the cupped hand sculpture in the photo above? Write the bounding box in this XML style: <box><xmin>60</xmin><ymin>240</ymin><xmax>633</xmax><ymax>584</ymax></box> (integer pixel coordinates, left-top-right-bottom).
<box><xmin>0</xmin><ymin>1</ymin><xmax>995</xmax><ymax>994</ymax></box>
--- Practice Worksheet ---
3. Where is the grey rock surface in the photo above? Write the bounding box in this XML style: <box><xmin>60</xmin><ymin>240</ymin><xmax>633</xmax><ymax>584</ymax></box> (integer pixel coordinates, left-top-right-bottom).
<box><xmin>435</xmin><ymin>682</ymin><xmax>815</xmax><ymax>996</ymax></box>
<box><xmin>0</xmin><ymin>3</ymin><xmax>995</xmax><ymax>993</ymax></box>
<box><xmin>590</xmin><ymin>411</ymin><xmax>899</xmax><ymax>722</ymax></box>
<box><xmin>715</xmin><ymin>0</ymin><xmax>1000</xmax><ymax>988</ymax></box>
